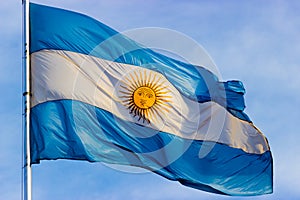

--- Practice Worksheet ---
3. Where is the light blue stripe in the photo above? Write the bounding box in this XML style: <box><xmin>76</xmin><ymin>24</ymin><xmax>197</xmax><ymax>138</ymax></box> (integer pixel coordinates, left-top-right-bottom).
<box><xmin>30</xmin><ymin>100</ymin><xmax>272</xmax><ymax>196</ymax></box>
<box><xmin>30</xmin><ymin>3</ymin><xmax>250</xmax><ymax>122</ymax></box>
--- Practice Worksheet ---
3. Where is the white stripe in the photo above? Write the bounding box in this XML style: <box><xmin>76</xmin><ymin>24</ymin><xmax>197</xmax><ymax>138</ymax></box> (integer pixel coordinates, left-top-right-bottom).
<box><xmin>31</xmin><ymin>50</ymin><xmax>270</xmax><ymax>154</ymax></box>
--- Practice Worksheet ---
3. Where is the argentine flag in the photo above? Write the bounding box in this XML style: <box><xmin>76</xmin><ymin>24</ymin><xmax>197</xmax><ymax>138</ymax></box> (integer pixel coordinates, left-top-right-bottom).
<box><xmin>29</xmin><ymin>3</ymin><xmax>273</xmax><ymax>196</ymax></box>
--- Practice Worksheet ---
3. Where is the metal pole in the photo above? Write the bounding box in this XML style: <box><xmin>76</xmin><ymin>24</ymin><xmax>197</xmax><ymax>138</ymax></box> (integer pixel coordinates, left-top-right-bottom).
<box><xmin>22</xmin><ymin>0</ymin><xmax>32</xmax><ymax>199</ymax></box>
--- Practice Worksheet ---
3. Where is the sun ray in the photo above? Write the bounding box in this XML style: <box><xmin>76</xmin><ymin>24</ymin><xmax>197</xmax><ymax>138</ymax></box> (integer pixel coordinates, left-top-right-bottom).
<box><xmin>143</xmin><ymin>70</ymin><xmax>147</xmax><ymax>85</ymax></box>
<box><xmin>119</xmin><ymin>92</ymin><xmax>132</xmax><ymax>96</ymax></box>
<box><xmin>120</xmin><ymin>84</ymin><xmax>135</xmax><ymax>92</ymax></box>
<box><xmin>119</xmin><ymin>96</ymin><xmax>132</xmax><ymax>100</ymax></box>
<box><xmin>151</xmin><ymin>106</ymin><xmax>164</xmax><ymax>121</ymax></box>
<box><xmin>156</xmin><ymin>91</ymin><xmax>171</xmax><ymax>95</ymax></box>
<box><xmin>156</xmin><ymin>98</ymin><xmax>172</xmax><ymax>103</ymax></box>
<box><xmin>129</xmin><ymin>73</ymin><xmax>139</xmax><ymax>89</ymax></box>
<box><xmin>133</xmin><ymin>71</ymin><xmax>141</xmax><ymax>87</ymax></box>
<box><xmin>122</xmin><ymin>100</ymin><xmax>133</xmax><ymax>104</ymax></box>
<box><xmin>147</xmin><ymin>108</ymin><xmax>156</xmax><ymax>123</ymax></box>
<box><xmin>148</xmin><ymin>74</ymin><xmax>157</xmax><ymax>88</ymax></box>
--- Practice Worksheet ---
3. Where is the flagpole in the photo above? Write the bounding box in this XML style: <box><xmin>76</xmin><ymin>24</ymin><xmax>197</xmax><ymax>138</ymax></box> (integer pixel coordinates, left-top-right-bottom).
<box><xmin>22</xmin><ymin>0</ymin><xmax>32</xmax><ymax>199</ymax></box>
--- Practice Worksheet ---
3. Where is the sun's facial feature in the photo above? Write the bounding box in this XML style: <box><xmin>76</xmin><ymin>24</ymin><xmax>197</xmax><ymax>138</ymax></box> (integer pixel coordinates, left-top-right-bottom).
<box><xmin>119</xmin><ymin>70</ymin><xmax>172</xmax><ymax>124</ymax></box>
<box><xmin>133</xmin><ymin>86</ymin><xmax>156</xmax><ymax>109</ymax></box>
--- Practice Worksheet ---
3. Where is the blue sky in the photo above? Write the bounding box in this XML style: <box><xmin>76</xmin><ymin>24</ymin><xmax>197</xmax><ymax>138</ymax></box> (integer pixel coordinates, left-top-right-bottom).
<box><xmin>1</xmin><ymin>0</ymin><xmax>300</xmax><ymax>199</ymax></box>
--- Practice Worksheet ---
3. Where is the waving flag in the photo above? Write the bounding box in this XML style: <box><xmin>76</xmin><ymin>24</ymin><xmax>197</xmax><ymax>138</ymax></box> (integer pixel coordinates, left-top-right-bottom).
<box><xmin>29</xmin><ymin>3</ymin><xmax>273</xmax><ymax>196</ymax></box>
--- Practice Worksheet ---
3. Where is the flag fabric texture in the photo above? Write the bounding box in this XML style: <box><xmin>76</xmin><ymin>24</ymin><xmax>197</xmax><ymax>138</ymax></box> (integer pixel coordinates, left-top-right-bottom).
<box><xmin>29</xmin><ymin>3</ymin><xmax>273</xmax><ymax>196</ymax></box>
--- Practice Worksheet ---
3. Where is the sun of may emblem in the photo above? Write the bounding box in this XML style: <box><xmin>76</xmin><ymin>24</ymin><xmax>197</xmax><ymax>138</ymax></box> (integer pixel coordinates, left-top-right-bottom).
<box><xmin>119</xmin><ymin>69</ymin><xmax>172</xmax><ymax>124</ymax></box>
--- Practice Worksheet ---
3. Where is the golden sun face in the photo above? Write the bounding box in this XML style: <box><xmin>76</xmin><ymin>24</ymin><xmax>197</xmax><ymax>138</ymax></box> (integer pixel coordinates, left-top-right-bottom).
<box><xmin>119</xmin><ymin>69</ymin><xmax>172</xmax><ymax>124</ymax></box>
<box><xmin>133</xmin><ymin>86</ymin><xmax>156</xmax><ymax>109</ymax></box>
